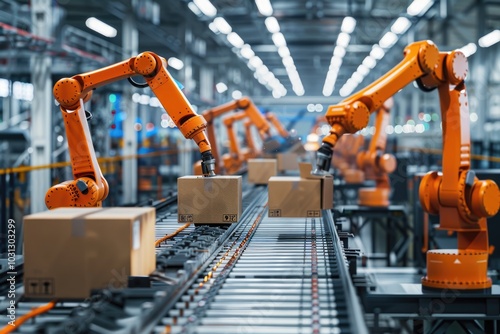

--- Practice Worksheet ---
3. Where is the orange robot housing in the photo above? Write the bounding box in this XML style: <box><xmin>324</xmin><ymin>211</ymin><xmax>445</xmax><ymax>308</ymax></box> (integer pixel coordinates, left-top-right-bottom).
<box><xmin>356</xmin><ymin>98</ymin><xmax>396</xmax><ymax>207</ymax></box>
<box><xmin>47</xmin><ymin>52</ymin><xmax>215</xmax><ymax>209</ymax></box>
<box><xmin>314</xmin><ymin>40</ymin><xmax>500</xmax><ymax>290</ymax></box>
<box><xmin>194</xmin><ymin>97</ymin><xmax>271</xmax><ymax>175</ymax></box>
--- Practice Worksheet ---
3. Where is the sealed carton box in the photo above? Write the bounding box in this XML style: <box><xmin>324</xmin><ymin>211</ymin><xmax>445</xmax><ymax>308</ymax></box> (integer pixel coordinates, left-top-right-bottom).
<box><xmin>268</xmin><ymin>163</ymin><xmax>333</xmax><ymax>217</ymax></box>
<box><xmin>23</xmin><ymin>207</ymin><xmax>156</xmax><ymax>299</ymax></box>
<box><xmin>248</xmin><ymin>159</ymin><xmax>277</xmax><ymax>184</ymax></box>
<box><xmin>277</xmin><ymin>153</ymin><xmax>299</xmax><ymax>172</ymax></box>
<box><xmin>178</xmin><ymin>175</ymin><xmax>242</xmax><ymax>224</ymax></box>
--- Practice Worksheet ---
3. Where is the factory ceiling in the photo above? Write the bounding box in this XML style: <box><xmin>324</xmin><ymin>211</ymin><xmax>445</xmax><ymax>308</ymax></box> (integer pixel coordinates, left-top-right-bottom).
<box><xmin>1</xmin><ymin>0</ymin><xmax>499</xmax><ymax>101</ymax></box>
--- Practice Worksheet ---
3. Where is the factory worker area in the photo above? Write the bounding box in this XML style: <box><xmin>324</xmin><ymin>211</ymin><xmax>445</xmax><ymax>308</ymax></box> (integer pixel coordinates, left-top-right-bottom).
<box><xmin>2</xmin><ymin>0</ymin><xmax>500</xmax><ymax>333</ymax></box>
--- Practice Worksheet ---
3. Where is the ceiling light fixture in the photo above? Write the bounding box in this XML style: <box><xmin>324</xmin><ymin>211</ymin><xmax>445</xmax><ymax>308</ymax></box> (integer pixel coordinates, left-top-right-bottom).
<box><xmin>168</xmin><ymin>57</ymin><xmax>184</xmax><ymax>70</ymax></box>
<box><xmin>265</xmin><ymin>17</ymin><xmax>280</xmax><ymax>33</ymax></box>
<box><xmin>379</xmin><ymin>31</ymin><xmax>398</xmax><ymax>49</ymax></box>
<box><xmin>407</xmin><ymin>0</ymin><xmax>433</xmax><ymax>17</ymax></box>
<box><xmin>216</xmin><ymin>82</ymin><xmax>228</xmax><ymax>93</ymax></box>
<box><xmin>272</xmin><ymin>32</ymin><xmax>287</xmax><ymax>47</ymax></box>
<box><xmin>255</xmin><ymin>0</ymin><xmax>273</xmax><ymax>16</ymax></box>
<box><xmin>362</xmin><ymin>56</ymin><xmax>376</xmax><ymax>69</ymax></box>
<box><xmin>341</xmin><ymin>16</ymin><xmax>356</xmax><ymax>34</ymax></box>
<box><xmin>478</xmin><ymin>30</ymin><xmax>500</xmax><ymax>48</ymax></box>
<box><xmin>278</xmin><ymin>46</ymin><xmax>290</xmax><ymax>58</ymax></box>
<box><xmin>357</xmin><ymin>64</ymin><xmax>370</xmax><ymax>76</ymax></box>
<box><xmin>249</xmin><ymin>56</ymin><xmax>263</xmax><ymax>68</ymax></box>
<box><xmin>282</xmin><ymin>56</ymin><xmax>294</xmax><ymax>68</ymax></box>
<box><xmin>208</xmin><ymin>22</ymin><xmax>219</xmax><ymax>34</ymax></box>
<box><xmin>336</xmin><ymin>32</ymin><xmax>351</xmax><ymax>48</ymax></box>
<box><xmin>85</xmin><ymin>17</ymin><xmax>117</xmax><ymax>38</ymax></box>
<box><xmin>213</xmin><ymin>17</ymin><xmax>232</xmax><ymax>34</ymax></box>
<box><xmin>240</xmin><ymin>44</ymin><xmax>254</xmax><ymax>58</ymax></box>
<box><xmin>333</xmin><ymin>46</ymin><xmax>346</xmax><ymax>58</ymax></box>
<box><xmin>187</xmin><ymin>2</ymin><xmax>203</xmax><ymax>16</ymax></box>
<box><xmin>193</xmin><ymin>0</ymin><xmax>217</xmax><ymax>17</ymax></box>
<box><xmin>227</xmin><ymin>32</ymin><xmax>244</xmax><ymax>48</ymax></box>
<box><xmin>458</xmin><ymin>43</ymin><xmax>477</xmax><ymax>57</ymax></box>
<box><xmin>370</xmin><ymin>45</ymin><xmax>385</xmax><ymax>59</ymax></box>
<box><xmin>391</xmin><ymin>17</ymin><xmax>412</xmax><ymax>34</ymax></box>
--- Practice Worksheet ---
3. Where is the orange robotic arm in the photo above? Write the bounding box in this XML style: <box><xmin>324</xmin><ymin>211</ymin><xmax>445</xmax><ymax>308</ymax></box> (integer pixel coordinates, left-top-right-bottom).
<box><xmin>337</xmin><ymin>134</ymin><xmax>365</xmax><ymax>184</ymax></box>
<box><xmin>221</xmin><ymin>111</ymin><xmax>250</xmax><ymax>174</ymax></box>
<box><xmin>355</xmin><ymin>98</ymin><xmax>396</xmax><ymax>205</ymax></box>
<box><xmin>46</xmin><ymin>52</ymin><xmax>215</xmax><ymax>209</ymax></box>
<box><xmin>244</xmin><ymin>119</ymin><xmax>259</xmax><ymax>158</ymax></box>
<box><xmin>265</xmin><ymin>112</ymin><xmax>289</xmax><ymax>138</ymax></box>
<box><xmin>316</xmin><ymin>39</ymin><xmax>500</xmax><ymax>289</ymax></box>
<box><xmin>314</xmin><ymin>41</ymin><xmax>441</xmax><ymax>172</ymax></box>
<box><xmin>197</xmin><ymin>97</ymin><xmax>271</xmax><ymax>174</ymax></box>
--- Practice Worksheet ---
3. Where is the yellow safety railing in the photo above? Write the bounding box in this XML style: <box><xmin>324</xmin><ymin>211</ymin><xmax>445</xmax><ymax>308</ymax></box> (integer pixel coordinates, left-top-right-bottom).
<box><xmin>0</xmin><ymin>148</ymin><xmax>192</xmax><ymax>175</ymax></box>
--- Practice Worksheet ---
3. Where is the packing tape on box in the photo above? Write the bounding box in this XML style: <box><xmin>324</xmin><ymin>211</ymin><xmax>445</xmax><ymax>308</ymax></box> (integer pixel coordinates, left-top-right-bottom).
<box><xmin>71</xmin><ymin>208</ymin><xmax>110</xmax><ymax>237</ymax></box>
<box><xmin>204</xmin><ymin>177</ymin><xmax>214</xmax><ymax>193</ymax></box>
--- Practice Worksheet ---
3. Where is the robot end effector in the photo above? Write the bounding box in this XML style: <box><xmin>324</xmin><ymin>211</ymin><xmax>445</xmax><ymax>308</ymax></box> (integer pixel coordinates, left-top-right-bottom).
<box><xmin>313</xmin><ymin>102</ymin><xmax>371</xmax><ymax>175</ymax></box>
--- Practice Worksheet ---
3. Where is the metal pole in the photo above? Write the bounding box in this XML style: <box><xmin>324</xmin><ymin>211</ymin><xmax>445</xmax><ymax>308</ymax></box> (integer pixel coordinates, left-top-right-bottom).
<box><xmin>29</xmin><ymin>0</ymin><xmax>52</xmax><ymax>213</ymax></box>
<box><xmin>122</xmin><ymin>14</ymin><xmax>139</xmax><ymax>205</ymax></box>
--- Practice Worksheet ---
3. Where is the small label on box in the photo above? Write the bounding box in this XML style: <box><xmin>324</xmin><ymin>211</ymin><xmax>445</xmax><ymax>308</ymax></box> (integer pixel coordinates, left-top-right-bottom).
<box><xmin>222</xmin><ymin>214</ymin><xmax>237</xmax><ymax>222</ymax></box>
<box><xmin>179</xmin><ymin>214</ymin><xmax>194</xmax><ymax>222</ymax></box>
<box><xmin>307</xmin><ymin>210</ymin><xmax>321</xmax><ymax>217</ymax></box>
<box><xmin>269</xmin><ymin>209</ymin><xmax>281</xmax><ymax>217</ymax></box>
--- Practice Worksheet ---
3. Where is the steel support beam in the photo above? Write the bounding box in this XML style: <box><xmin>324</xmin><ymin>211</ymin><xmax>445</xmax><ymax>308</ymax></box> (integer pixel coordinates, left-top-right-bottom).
<box><xmin>122</xmin><ymin>14</ymin><xmax>138</xmax><ymax>204</ymax></box>
<box><xmin>30</xmin><ymin>0</ymin><xmax>52</xmax><ymax>214</ymax></box>
<box><xmin>473</xmin><ymin>0</ymin><xmax>488</xmax><ymax>142</ymax></box>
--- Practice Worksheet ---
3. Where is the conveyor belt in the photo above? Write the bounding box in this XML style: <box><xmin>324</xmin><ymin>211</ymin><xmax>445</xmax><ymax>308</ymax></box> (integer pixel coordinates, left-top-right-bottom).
<box><xmin>156</xmin><ymin>213</ymin><xmax>360</xmax><ymax>333</ymax></box>
<box><xmin>0</xmin><ymin>186</ymin><xmax>366</xmax><ymax>333</ymax></box>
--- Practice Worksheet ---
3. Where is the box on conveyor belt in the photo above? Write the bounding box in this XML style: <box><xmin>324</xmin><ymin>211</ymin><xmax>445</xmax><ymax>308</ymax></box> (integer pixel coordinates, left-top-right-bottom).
<box><xmin>247</xmin><ymin>159</ymin><xmax>277</xmax><ymax>184</ymax></box>
<box><xmin>177</xmin><ymin>175</ymin><xmax>242</xmax><ymax>224</ymax></box>
<box><xmin>23</xmin><ymin>207</ymin><xmax>156</xmax><ymax>299</ymax></box>
<box><xmin>268</xmin><ymin>163</ymin><xmax>333</xmax><ymax>217</ymax></box>
<box><xmin>277</xmin><ymin>153</ymin><xmax>299</xmax><ymax>172</ymax></box>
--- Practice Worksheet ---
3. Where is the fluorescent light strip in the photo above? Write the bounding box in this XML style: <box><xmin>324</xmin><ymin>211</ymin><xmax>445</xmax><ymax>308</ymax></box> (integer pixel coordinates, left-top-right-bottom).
<box><xmin>272</xmin><ymin>32</ymin><xmax>287</xmax><ymax>47</ymax></box>
<box><xmin>278</xmin><ymin>46</ymin><xmax>290</xmax><ymax>57</ymax></box>
<box><xmin>479</xmin><ymin>30</ymin><xmax>500</xmax><ymax>48</ymax></box>
<box><xmin>213</xmin><ymin>17</ymin><xmax>232</xmax><ymax>34</ymax></box>
<box><xmin>341</xmin><ymin>16</ymin><xmax>356</xmax><ymax>34</ymax></box>
<box><xmin>85</xmin><ymin>17</ymin><xmax>117</xmax><ymax>38</ymax></box>
<box><xmin>168</xmin><ymin>57</ymin><xmax>184</xmax><ymax>70</ymax></box>
<box><xmin>379</xmin><ymin>31</ymin><xmax>398</xmax><ymax>49</ymax></box>
<box><xmin>227</xmin><ymin>32</ymin><xmax>244</xmax><ymax>48</ymax></box>
<box><xmin>459</xmin><ymin>43</ymin><xmax>477</xmax><ymax>57</ymax></box>
<box><xmin>240</xmin><ymin>44</ymin><xmax>255</xmax><ymax>59</ymax></box>
<box><xmin>203</xmin><ymin>12</ymin><xmax>285</xmax><ymax>98</ymax></box>
<box><xmin>322</xmin><ymin>16</ymin><xmax>357</xmax><ymax>96</ymax></box>
<box><xmin>391</xmin><ymin>17</ymin><xmax>411</xmax><ymax>34</ymax></box>
<box><xmin>187</xmin><ymin>2</ymin><xmax>203</xmax><ymax>16</ymax></box>
<box><xmin>259</xmin><ymin>14</ymin><xmax>303</xmax><ymax>97</ymax></box>
<box><xmin>193</xmin><ymin>0</ymin><xmax>217</xmax><ymax>17</ymax></box>
<box><xmin>255</xmin><ymin>0</ymin><xmax>273</xmax><ymax>16</ymax></box>
<box><xmin>339</xmin><ymin>12</ymin><xmax>416</xmax><ymax>98</ymax></box>
<box><xmin>407</xmin><ymin>0</ymin><xmax>433</xmax><ymax>16</ymax></box>
<box><xmin>265</xmin><ymin>17</ymin><xmax>280</xmax><ymax>33</ymax></box>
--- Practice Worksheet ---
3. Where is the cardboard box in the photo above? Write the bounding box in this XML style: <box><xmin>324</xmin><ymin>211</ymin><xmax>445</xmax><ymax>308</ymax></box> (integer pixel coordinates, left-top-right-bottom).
<box><xmin>268</xmin><ymin>163</ymin><xmax>333</xmax><ymax>218</ymax></box>
<box><xmin>248</xmin><ymin>159</ymin><xmax>277</xmax><ymax>184</ymax></box>
<box><xmin>277</xmin><ymin>153</ymin><xmax>299</xmax><ymax>172</ymax></box>
<box><xmin>177</xmin><ymin>175</ymin><xmax>242</xmax><ymax>224</ymax></box>
<box><xmin>23</xmin><ymin>207</ymin><xmax>156</xmax><ymax>299</ymax></box>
